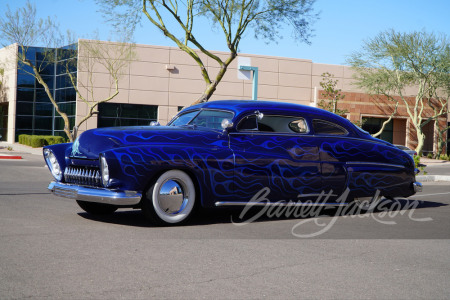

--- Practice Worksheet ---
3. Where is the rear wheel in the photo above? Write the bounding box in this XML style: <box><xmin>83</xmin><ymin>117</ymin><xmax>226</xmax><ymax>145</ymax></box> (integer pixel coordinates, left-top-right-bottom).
<box><xmin>76</xmin><ymin>200</ymin><xmax>118</xmax><ymax>215</ymax></box>
<box><xmin>141</xmin><ymin>170</ymin><xmax>196</xmax><ymax>225</ymax></box>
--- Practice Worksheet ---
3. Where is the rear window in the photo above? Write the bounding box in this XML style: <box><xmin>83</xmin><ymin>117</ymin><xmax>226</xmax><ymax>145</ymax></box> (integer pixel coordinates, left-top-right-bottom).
<box><xmin>313</xmin><ymin>120</ymin><xmax>347</xmax><ymax>136</ymax></box>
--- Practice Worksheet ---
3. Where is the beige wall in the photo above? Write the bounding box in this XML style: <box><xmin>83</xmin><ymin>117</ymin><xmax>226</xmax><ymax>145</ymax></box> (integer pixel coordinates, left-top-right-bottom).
<box><xmin>67</xmin><ymin>39</ymin><xmax>449</xmax><ymax>153</ymax></box>
<box><xmin>1</xmin><ymin>40</ymin><xmax>446</xmax><ymax>149</ymax></box>
<box><xmin>0</xmin><ymin>44</ymin><xmax>18</xmax><ymax>142</ymax></box>
<box><xmin>76</xmin><ymin>40</ymin><xmax>317</xmax><ymax>131</ymax></box>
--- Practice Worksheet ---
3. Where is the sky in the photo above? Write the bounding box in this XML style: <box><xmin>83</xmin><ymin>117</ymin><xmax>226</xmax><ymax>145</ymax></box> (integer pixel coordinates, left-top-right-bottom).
<box><xmin>1</xmin><ymin>0</ymin><xmax>450</xmax><ymax>66</ymax></box>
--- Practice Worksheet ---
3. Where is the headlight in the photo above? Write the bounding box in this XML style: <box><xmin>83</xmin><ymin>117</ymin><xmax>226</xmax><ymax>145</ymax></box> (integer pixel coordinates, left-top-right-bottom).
<box><xmin>44</xmin><ymin>149</ymin><xmax>62</xmax><ymax>181</ymax></box>
<box><xmin>100</xmin><ymin>155</ymin><xmax>110</xmax><ymax>187</ymax></box>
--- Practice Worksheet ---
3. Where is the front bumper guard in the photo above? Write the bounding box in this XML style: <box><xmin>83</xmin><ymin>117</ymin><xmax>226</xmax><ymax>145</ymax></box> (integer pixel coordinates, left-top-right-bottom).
<box><xmin>48</xmin><ymin>181</ymin><xmax>142</xmax><ymax>206</ymax></box>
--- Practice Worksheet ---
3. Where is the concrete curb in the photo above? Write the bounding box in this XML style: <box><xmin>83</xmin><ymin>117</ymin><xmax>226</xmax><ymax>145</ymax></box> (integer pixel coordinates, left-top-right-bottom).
<box><xmin>0</xmin><ymin>155</ymin><xmax>23</xmax><ymax>159</ymax></box>
<box><xmin>416</xmin><ymin>175</ymin><xmax>450</xmax><ymax>182</ymax></box>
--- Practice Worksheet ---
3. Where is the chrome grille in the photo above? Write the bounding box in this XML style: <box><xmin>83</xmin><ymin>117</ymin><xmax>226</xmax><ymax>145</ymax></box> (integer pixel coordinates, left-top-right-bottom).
<box><xmin>64</xmin><ymin>166</ymin><xmax>101</xmax><ymax>187</ymax></box>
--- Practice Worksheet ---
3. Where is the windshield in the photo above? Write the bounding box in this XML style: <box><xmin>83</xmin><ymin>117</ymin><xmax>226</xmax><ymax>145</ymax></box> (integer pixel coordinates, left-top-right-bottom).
<box><xmin>170</xmin><ymin>110</ymin><xmax>199</xmax><ymax>127</ymax></box>
<box><xmin>169</xmin><ymin>109</ymin><xmax>234</xmax><ymax>130</ymax></box>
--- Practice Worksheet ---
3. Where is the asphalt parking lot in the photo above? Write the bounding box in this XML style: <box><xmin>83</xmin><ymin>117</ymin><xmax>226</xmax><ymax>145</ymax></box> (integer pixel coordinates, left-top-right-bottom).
<box><xmin>1</xmin><ymin>150</ymin><xmax>450</xmax><ymax>299</ymax></box>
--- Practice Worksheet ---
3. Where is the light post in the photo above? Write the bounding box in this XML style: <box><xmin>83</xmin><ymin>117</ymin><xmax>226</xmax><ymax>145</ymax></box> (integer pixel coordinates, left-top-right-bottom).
<box><xmin>238</xmin><ymin>65</ymin><xmax>259</xmax><ymax>100</ymax></box>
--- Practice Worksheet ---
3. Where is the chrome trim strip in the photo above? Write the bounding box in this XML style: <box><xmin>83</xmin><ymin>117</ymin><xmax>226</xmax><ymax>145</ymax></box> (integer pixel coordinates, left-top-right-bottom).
<box><xmin>346</xmin><ymin>161</ymin><xmax>406</xmax><ymax>169</ymax></box>
<box><xmin>413</xmin><ymin>182</ymin><xmax>423</xmax><ymax>193</ymax></box>
<box><xmin>215</xmin><ymin>201</ymin><xmax>348</xmax><ymax>207</ymax></box>
<box><xmin>48</xmin><ymin>181</ymin><xmax>142</xmax><ymax>206</ymax></box>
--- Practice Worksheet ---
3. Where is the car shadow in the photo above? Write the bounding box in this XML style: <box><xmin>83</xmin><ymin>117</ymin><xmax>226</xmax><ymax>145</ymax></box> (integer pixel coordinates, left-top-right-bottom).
<box><xmin>77</xmin><ymin>197</ymin><xmax>447</xmax><ymax>228</ymax></box>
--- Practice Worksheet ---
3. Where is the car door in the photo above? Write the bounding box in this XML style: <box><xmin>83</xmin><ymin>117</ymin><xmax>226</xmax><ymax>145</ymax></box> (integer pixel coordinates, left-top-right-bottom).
<box><xmin>229</xmin><ymin>114</ymin><xmax>322</xmax><ymax>203</ymax></box>
<box><xmin>312</xmin><ymin>119</ymin><xmax>349</xmax><ymax>201</ymax></box>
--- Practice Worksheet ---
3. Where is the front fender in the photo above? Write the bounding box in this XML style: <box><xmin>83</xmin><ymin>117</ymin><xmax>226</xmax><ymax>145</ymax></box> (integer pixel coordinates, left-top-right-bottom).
<box><xmin>103</xmin><ymin>144</ymin><xmax>234</xmax><ymax>207</ymax></box>
<box><xmin>43</xmin><ymin>143</ymin><xmax>73</xmax><ymax>176</ymax></box>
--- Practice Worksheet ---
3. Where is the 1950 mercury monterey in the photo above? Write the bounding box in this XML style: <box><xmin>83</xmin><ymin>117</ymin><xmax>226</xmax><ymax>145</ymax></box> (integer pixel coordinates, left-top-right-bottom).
<box><xmin>44</xmin><ymin>100</ymin><xmax>422</xmax><ymax>225</ymax></box>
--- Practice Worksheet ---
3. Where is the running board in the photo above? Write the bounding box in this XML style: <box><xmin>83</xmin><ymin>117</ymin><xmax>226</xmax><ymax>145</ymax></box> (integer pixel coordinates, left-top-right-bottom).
<box><xmin>215</xmin><ymin>201</ymin><xmax>348</xmax><ymax>207</ymax></box>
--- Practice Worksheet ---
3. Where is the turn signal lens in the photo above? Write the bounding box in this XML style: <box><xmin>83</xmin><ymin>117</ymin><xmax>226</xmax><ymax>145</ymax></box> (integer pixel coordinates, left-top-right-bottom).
<box><xmin>100</xmin><ymin>155</ymin><xmax>110</xmax><ymax>187</ymax></box>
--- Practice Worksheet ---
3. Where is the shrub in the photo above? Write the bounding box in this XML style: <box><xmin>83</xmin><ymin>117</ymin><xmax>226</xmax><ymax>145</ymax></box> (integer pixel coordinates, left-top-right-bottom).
<box><xmin>18</xmin><ymin>134</ymin><xmax>25</xmax><ymax>144</ymax></box>
<box><xmin>427</xmin><ymin>153</ymin><xmax>433</xmax><ymax>159</ymax></box>
<box><xmin>29</xmin><ymin>136</ymin><xmax>45</xmax><ymax>148</ymax></box>
<box><xmin>45</xmin><ymin>136</ymin><xmax>66</xmax><ymax>145</ymax></box>
<box><xmin>18</xmin><ymin>134</ymin><xmax>67</xmax><ymax>148</ymax></box>
<box><xmin>413</xmin><ymin>155</ymin><xmax>420</xmax><ymax>169</ymax></box>
<box><xmin>440</xmin><ymin>154</ymin><xmax>449</xmax><ymax>161</ymax></box>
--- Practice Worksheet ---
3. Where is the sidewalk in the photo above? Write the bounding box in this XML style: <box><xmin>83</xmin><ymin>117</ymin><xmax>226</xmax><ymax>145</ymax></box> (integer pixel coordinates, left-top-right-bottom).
<box><xmin>0</xmin><ymin>141</ymin><xmax>43</xmax><ymax>158</ymax></box>
<box><xmin>417</xmin><ymin>157</ymin><xmax>450</xmax><ymax>182</ymax></box>
<box><xmin>419</xmin><ymin>157</ymin><xmax>450</xmax><ymax>165</ymax></box>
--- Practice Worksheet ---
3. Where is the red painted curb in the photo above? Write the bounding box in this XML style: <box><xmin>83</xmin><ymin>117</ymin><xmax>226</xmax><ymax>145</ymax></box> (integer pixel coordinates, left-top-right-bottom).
<box><xmin>0</xmin><ymin>155</ymin><xmax>22</xmax><ymax>159</ymax></box>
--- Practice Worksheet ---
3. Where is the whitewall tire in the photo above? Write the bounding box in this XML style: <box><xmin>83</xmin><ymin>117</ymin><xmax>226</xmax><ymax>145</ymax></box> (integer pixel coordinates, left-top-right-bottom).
<box><xmin>142</xmin><ymin>170</ymin><xmax>196</xmax><ymax>225</ymax></box>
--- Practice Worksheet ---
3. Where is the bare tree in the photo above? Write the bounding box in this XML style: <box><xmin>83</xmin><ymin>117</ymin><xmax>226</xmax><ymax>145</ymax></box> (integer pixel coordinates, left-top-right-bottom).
<box><xmin>98</xmin><ymin>0</ymin><xmax>319</xmax><ymax>105</ymax></box>
<box><xmin>65</xmin><ymin>39</ymin><xmax>136</xmax><ymax>138</ymax></box>
<box><xmin>348</xmin><ymin>29</ymin><xmax>450</xmax><ymax>155</ymax></box>
<box><xmin>427</xmin><ymin>73</ymin><xmax>450</xmax><ymax>156</ymax></box>
<box><xmin>0</xmin><ymin>1</ymin><xmax>135</xmax><ymax>142</ymax></box>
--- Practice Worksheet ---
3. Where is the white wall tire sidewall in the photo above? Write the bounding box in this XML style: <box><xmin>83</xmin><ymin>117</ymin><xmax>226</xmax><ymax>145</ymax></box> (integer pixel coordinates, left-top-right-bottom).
<box><xmin>152</xmin><ymin>170</ymin><xmax>195</xmax><ymax>224</ymax></box>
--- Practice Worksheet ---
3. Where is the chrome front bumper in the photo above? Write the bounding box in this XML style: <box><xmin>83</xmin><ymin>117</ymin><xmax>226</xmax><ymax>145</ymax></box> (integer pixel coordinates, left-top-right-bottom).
<box><xmin>48</xmin><ymin>181</ymin><xmax>142</xmax><ymax>206</ymax></box>
<box><xmin>413</xmin><ymin>182</ymin><xmax>423</xmax><ymax>193</ymax></box>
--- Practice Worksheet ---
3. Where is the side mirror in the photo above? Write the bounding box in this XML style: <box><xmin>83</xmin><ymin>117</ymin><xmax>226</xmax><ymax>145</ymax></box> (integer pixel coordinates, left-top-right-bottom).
<box><xmin>255</xmin><ymin>110</ymin><xmax>264</xmax><ymax>120</ymax></box>
<box><xmin>149</xmin><ymin>121</ymin><xmax>160</xmax><ymax>126</ymax></box>
<box><xmin>221</xmin><ymin>118</ymin><xmax>233</xmax><ymax>132</ymax></box>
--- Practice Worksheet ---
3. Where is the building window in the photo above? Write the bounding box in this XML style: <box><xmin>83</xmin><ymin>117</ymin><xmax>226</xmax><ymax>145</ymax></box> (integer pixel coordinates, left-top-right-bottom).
<box><xmin>362</xmin><ymin>117</ymin><xmax>393</xmax><ymax>143</ymax></box>
<box><xmin>98</xmin><ymin>103</ymin><xmax>158</xmax><ymax>128</ymax></box>
<box><xmin>0</xmin><ymin>104</ymin><xmax>8</xmax><ymax>141</ymax></box>
<box><xmin>447</xmin><ymin>122</ymin><xmax>450</xmax><ymax>155</ymax></box>
<box><xmin>15</xmin><ymin>45</ymin><xmax>78</xmax><ymax>140</ymax></box>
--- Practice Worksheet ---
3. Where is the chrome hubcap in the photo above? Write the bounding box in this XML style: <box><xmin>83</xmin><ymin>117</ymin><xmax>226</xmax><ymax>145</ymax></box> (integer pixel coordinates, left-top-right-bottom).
<box><xmin>157</xmin><ymin>179</ymin><xmax>188</xmax><ymax>215</ymax></box>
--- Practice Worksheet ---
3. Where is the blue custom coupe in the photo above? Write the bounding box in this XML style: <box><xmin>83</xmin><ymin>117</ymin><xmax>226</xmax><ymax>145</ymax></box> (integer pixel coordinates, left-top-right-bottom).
<box><xmin>44</xmin><ymin>100</ymin><xmax>422</xmax><ymax>225</ymax></box>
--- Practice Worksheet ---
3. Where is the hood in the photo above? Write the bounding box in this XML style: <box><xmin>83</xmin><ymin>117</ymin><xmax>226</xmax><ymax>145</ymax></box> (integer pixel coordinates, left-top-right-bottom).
<box><xmin>71</xmin><ymin>126</ymin><xmax>225</xmax><ymax>159</ymax></box>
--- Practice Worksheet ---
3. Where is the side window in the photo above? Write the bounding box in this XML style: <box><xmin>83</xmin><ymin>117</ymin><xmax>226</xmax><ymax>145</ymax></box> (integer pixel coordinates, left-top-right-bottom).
<box><xmin>237</xmin><ymin>115</ymin><xmax>258</xmax><ymax>131</ymax></box>
<box><xmin>237</xmin><ymin>115</ymin><xmax>309</xmax><ymax>134</ymax></box>
<box><xmin>313</xmin><ymin>119</ymin><xmax>347</xmax><ymax>135</ymax></box>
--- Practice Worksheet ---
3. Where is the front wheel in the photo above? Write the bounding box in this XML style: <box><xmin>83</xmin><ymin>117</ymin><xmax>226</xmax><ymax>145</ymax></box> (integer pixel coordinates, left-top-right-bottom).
<box><xmin>141</xmin><ymin>170</ymin><xmax>196</xmax><ymax>225</ymax></box>
<box><xmin>76</xmin><ymin>200</ymin><xmax>118</xmax><ymax>215</ymax></box>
